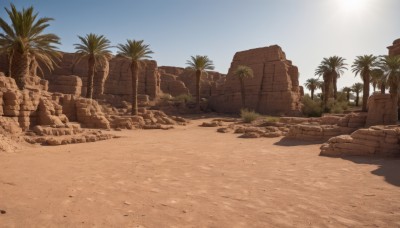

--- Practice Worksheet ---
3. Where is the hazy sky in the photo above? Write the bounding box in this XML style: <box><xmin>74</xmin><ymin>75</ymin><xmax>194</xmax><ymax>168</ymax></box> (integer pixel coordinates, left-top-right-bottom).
<box><xmin>1</xmin><ymin>0</ymin><xmax>399</xmax><ymax>93</ymax></box>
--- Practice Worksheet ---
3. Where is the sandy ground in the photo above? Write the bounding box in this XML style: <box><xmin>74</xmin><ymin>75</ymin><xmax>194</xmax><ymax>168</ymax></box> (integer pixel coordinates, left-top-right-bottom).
<box><xmin>0</xmin><ymin>118</ymin><xmax>400</xmax><ymax>228</ymax></box>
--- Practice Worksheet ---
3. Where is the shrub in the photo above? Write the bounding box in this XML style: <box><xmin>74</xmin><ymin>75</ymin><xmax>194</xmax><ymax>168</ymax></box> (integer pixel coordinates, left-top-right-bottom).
<box><xmin>301</xmin><ymin>95</ymin><xmax>323</xmax><ymax>117</ymax></box>
<box><xmin>173</xmin><ymin>94</ymin><xmax>194</xmax><ymax>103</ymax></box>
<box><xmin>326</xmin><ymin>99</ymin><xmax>348</xmax><ymax>114</ymax></box>
<box><xmin>265</xmin><ymin>116</ymin><xmax>279</xmax><ymax>123</ymax></box>
<box><xmin>240</xmin><ymin>109</ymin><xmax>260</xmax><ymax>123</ymax></box>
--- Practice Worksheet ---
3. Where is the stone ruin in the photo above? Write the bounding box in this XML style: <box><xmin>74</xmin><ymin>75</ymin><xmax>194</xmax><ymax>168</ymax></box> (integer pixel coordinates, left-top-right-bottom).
<box><xmin>387</xmin><ymin>38</ymin><xmax>400</xmax><ymax>56</ymax></box>
<box><xmin>209</xmin><ymin>45</ymin><xmax>302</xmax><ymax>116</ymax></box>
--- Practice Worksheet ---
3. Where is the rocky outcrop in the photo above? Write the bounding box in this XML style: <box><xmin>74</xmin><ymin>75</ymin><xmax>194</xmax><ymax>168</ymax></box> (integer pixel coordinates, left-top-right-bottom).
<box><xmin>48</xmin><ymin>75</ymin><xmax>82</xmax><ymax>96</ymax></box>
<box><xmin>320</xmin><ymin>125</ymin><xmax>400</xmax><ymax>157</ymax></box>
<box><xmin>285</xmin><ymin>113</ymin><xmax>367</xmax><ymax>141</ymax></box>
<box><xmin>43</xmin><ymin>53</ymin><xmax>161</xmax><ymax>101</ymax></box>
<box><xmin>158</xmin><ymin>66</ymin><xmax>224</xmax><ymax>98</ymax></box>
<box><xmin>209</xmin><ymin>45</ymin><xmax>302</xmax><ymax>115</ymax></box>
<box><xmin>387</xmin><ymin>38</ymin><xmax>400</xmax><ymax>56</ymax></box>
<box><xmin>366</xmin><ymin>94</ymin><xmax>397</xmax><ymax>127</ymax></box>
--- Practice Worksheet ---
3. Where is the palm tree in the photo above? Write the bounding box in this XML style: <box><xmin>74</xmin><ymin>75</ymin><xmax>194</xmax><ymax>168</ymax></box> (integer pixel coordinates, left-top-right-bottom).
<box><xmin>352</xmin><ymin>83</ymin><xmax>363</xmax><ymax>107</ymax></box>
<box><xmin>304</xmin><ymin>78</ymin><xmax>319</xmax><ymax>100</ymax></box>
<box><xmin>186</xmin><ymin>55</ymin><xmax>214</xmax><ymax>107</ymax></box>
<box><xmin>370</xmin><ymin>68</ymin><xmax>382</xmax><ymax>93</ymax></box>
<box><xmin>315</xmin><ymin>56</ymin><xmax>347</xmax><ymax>111</ymax></box>
<box><xmin>0</xmin><ymin>4</ymin><xmax>61</xmax><ymax>89</ymax></box>
<box><xmin>234</xmin><ymin>65</ymin><xmax>254</xmax><ymax>108</ymax></box>
<box><xmin>352</xmin><ymin>55</ymin><xmax>379</xmax><ymax>111</ymax></box>
<box><xmin>74</xmin><ymin>33</ymin><xmax>111</xmax><ymax>99</ymax></box>
<box><xmin>342</xmin><ymin>87</ymin><xmax>352</xmax><ymax>102</ymax></box>
<box><xmin>380</xmin><ymin>55</ymin><xmax>400</xmax><ymax>119</ymax></box>
<box><xmin>116</xmin><ymin>39</ymin><xmax>153</xmax><ymax>115</ymax></box>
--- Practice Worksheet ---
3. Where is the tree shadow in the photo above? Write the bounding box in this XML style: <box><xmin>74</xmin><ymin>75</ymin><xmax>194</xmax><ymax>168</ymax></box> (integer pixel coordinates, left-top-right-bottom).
<box><xmin>274</xmin><ymin>137</ymin><xmax>327</xmax><ymax>146</ymax></box>
<box><xmin>339</xmin><ymin>156</ymin><xmax>400</xmax><ymax>187</ymax></box>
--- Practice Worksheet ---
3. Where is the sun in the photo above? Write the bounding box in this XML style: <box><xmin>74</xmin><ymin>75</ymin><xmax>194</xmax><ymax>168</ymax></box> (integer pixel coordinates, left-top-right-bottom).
<box><xmin>340</xmin><ymin>0</ymin><xmax>367</xmax><ymax>12</ymax></box>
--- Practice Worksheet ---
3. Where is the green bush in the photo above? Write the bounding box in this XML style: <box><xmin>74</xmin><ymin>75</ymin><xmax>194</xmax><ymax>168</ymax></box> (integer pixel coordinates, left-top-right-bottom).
<box><xmin>301</xmin><ymin>95</ymin><xmax>323</xmax><ymax>117</ymax></box>
<box><xmin>326</xmin><ymin>99</ymin><xmax>348</xmax><ymax>114</ymax></box>
<box><xmin>265</xmin><ymin>116</ymin><xmax>279</xmax><ymax>123</ymax></box>
<box><xmin>240</xmin><ymin>109</ymin><xmax>260</xmax><ymax>123</ymax></box>
<box><xmin>173</xmin><ymin>94</ymin><xmax>194</xmax><ymax>103</ymax></box>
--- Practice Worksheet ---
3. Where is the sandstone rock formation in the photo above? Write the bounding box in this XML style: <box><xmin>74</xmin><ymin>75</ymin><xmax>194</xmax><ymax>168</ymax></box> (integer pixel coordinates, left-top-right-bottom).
<box><xmin>366</xmin><ymin>94</ymin><xmax>397</xmax><ymax>127</ymax></box>
<box><xmin>209</xmin><ymin>45</ymin><xmax>302</xmax><ymax>115</ymax></box>
<box><xmin>320</xmin><ymin>125</ymin><xmax>400</xmax><ymax>157</ymax></box>
<box><xmin>387</xmin><ymin>38</ymin><xmax>400</xmax><ymax>56</ymax></box>
<box><xmin>43</xmin><ymin>53</ymin><xmax>161</xmax><ymax>101</ymax></box>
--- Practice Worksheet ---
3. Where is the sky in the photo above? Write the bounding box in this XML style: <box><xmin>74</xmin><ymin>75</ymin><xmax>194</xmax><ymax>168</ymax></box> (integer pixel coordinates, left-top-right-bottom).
<box><xmin>1</xmin><ymin>0</ymin><xmax>399</xmax><ymax>94</ymax></box>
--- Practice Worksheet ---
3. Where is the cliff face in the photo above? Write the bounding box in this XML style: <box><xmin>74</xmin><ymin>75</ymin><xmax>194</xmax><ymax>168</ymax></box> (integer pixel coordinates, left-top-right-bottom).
<box><xmin>209</xmin><ymin>45</ymin><xmax>302</xmax><ymax>115</ymax></box>
<box><xmin>43</xmin><ymin>53</ymin><xmax>161</xmax><ymax>100</ymax></box>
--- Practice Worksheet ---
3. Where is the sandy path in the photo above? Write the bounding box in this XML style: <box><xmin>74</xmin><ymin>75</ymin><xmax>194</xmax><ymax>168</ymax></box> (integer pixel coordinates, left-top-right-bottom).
<box><xmin>0</xmin><ymin>119</ymin><xmax>399</xmax><ymax>227</ymax></box>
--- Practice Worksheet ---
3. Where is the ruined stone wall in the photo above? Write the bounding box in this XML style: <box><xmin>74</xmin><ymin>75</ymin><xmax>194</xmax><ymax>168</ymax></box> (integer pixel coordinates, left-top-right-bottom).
<box><xmin>209</xmin><ymin>45</ymin><xmax>302</xmax><ymax>115</ymax></box>
<box><xmin>366</xmin><ymin>94</ymin><xmax>397</xmax><ymax>127</ymax></box>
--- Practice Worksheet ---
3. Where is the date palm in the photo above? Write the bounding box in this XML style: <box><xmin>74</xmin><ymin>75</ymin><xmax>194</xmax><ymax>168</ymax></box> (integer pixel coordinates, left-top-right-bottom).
<box><xmin>186</xmin><ymin>55</ymin><xmax>214</xmax><ymax>107</ymax></box>
<box><xmin>74</xmin><ymin>33</ymin><xmax>111</xmax><ymax>99</ymax></box>
<box><xmin>370</xmin><ymin>68</ymin><xmax>385</xmax><ymax>94</ymax></box>
<box><xmin>304</xmin><ymin>78</ymin><xmax>319</xmax><ymax>100</ymax></box>
<box><xmin>380</xmin><ymin>55</ymin><xmax>400</xmax><ymax>119</ymax></box>
<box><xmin>234</xmin><ymin>65</ymin><xmax>254</xmax><ymax>108</ymax></box>
<box><xmin>315</xmin><ymin>56</ymin><xmax>347</xmax><ymax>111</ymax></box>
<box><xmin>117</xmin><ymin>39</ymin><xmax>153</xmax><ymax>115</ymax></box>
<box><xmin>352</xmin><ymin>55</ymin><xmax>379</xmax><ymax>111</ymax></box>
<box><xmin>352</xmin><ymin>83</ymin><xmax>363</xmax><ymax>107</ymax></box>
<box><xmin>0</xmin><ymin>4</ymin><xmax>61</xmax><ymax>89</ymax></box>
<box><xmin>342</xmin><ymin>87</ymin><xmax>352</xmax><ymax>102</ymax></box>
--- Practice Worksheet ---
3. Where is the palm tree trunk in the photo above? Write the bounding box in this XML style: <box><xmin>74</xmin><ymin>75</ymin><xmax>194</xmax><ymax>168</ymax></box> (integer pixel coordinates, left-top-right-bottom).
<box><xmin>333</xmin><ymin>74</ymin><xmax>338</xmax><ymax>99</ymax></box>
<box><xmin>86</xmin><ymin>55</ymin><xmax>95</xmax><ymax>99</ymax></box>
<box><xmin>10</xmin><ymin>51</ymin><xmax>29</xmax><ymax>89</ymax></box>
<box><xmin>131</xmin><ymin>60</ymin><xmax>140</xmax><ymax>115</ymax></box>
<box><xmin>239</xmin><ymin>78</ymin><xmax>246</xmax><ymax>108</ymax></box>
<box><xmin>380</xmin><ymin>82</ymin><xmax>385</xmax><ymax>94</ymax></box>
<box><xmin>323</xmin><ymin>76</ymin><xmax>331</xmax><ymax>112</ymax></box>
<box><xmin>195</xmin><ymin>69</ymin><xmax>201</xmax><ymax>108</ymax></box>
<box><xmin>7</xmin><ymin>51</ymin><xmax>13</xmax><ymax>77</ymax></box>
<box><xmin>311</xmin><ymin>89</ymin><xmax>314</xmax><ymax>100</ymax></box>
<box><xmin>356</xmin><ymin>93</ymin><xmax>359</xmax><ymax>106</ymax></box>
<box><xmin>362</xmin><ymin>73</ymin><xmax>369</xmax><ymax>112</ymax></box>
<box><xmin>372</xmin><ymin>83</ymin><xmax>376</xmax><ymax>93</ymax></box>
<box><xmin>346</xmin><ymin>91</ymin><xmax>350</xmax><ymax>102</ymax></box>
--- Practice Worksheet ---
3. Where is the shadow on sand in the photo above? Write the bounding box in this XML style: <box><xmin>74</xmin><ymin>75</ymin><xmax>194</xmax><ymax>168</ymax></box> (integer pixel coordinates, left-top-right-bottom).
<box><xmin>273</xmin><ymin>137</ymin><xmax>326</xmax><ymax>146</ymax></box>
<box><xmin>341</xmin><ymin>156</ymin><xmax>400</xmax><ymax>187</ymax></box>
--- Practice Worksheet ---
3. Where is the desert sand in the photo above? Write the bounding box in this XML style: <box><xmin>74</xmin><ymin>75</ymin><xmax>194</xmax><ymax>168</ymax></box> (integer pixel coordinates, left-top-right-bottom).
<box><xmin>0</xmin><ymin>118</ymin><xmax>399</xmax><ymax>228</ymax></box>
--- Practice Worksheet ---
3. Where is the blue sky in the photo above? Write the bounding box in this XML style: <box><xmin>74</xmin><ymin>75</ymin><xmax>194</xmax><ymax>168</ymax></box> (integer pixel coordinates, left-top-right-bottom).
<box><xmin>1</xmin><ymin>0</ymin><xmax>399</xmax><ymax>93</ymax></box>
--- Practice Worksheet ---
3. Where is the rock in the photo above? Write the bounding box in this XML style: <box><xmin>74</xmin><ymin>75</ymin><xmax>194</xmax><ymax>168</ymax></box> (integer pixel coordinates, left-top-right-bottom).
<box><xmin>366</xmin><ymin>94</ymin><xmax>397</xmax><ymax>127</ymax></box>
<box><xmin>208</xmin><ymin>45</ymin><xmax>302</xmax><ymax>116</ymax></box>
<box><xmin>240</xmin><ymin>132</ymin><xmax>261</xmax><ymax>138</ymax></box>
<box><xmin>217</xmin><ymin>127</ymin><xmax>230</xmax><ymax>133</ymax></box>
<box><xmin>200</xmin><ymin>121</ymin><xmax>220</xmax><ymax>127</ymax></box>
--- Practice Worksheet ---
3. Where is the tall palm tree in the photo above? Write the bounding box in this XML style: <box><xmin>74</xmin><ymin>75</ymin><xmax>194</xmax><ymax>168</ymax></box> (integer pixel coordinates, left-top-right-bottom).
<box><xmin>352</xmin><ymin>83</ymin><xmax>363</xmax><ymax>107</ymax></box>
<box><xmin>234</xmin><ymin>65</ymin><xmax>254</xmax><ymax>108</ymax></box>
<box><xmin>315</xmin><ymin>56</ymin><xmax>347</xmax><ymax>111</ymax></box>
<box><xmin>0</xmin><ymin>4</ymin><xmax>61</xmax><ymax>89</ymax></box>
<box><xmin>352</xmin><ymin>55</ymin><xmax>379</xmax><ymax>111</ymax></box>
<box><xmin>380</xmin><ymin>55</ymin><xmax>400</xmax><ymax>119</ymax></box>
<box><xmin>116</xmin><ymin>39</ymin><xmax>153</xmax><ymax>115</ymax></box>
<box><xmin>74</xmin><ymin>33</ymin><xmax>111</xmax><ymax>99</ymax></box>
<box><xmin>370</xmin><ymin>68</ymin><xmax>383</xmax><ymax>93</ymax></box>
<box><xmin>186</xmin><ymin>55</ymin><xmax>214</xmax><ymax>107</ymax></box>
<box><xmin>304</xmin><ymin>78</ymin><xmax>319</xmax><ymax>100</ymax></box>
<box><xmin>342</xmin><ymin>87</ymin><xmax>352</xmax><ymax>102</ymax></box>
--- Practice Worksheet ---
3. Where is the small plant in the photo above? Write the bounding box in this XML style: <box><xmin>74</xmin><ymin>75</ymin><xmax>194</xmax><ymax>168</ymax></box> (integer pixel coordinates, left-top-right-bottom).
<box><xmin>240</xmin><ymin>109</ymin><xmax>260</xmax><ymax>123</ymax></box>
<box><xmin>265</xmin><ymin>116</ymin><xmax>279</xmax><ymax>123</ymax></box>
<box><xmin>301</xmin><ymin>95</ymin><xmax>323</xmax><ymax>117</ymax></box>
<box><xmin>173</xmin><ymin>94</ymin><xmax>194</xmax><ymax>103</ymax></box>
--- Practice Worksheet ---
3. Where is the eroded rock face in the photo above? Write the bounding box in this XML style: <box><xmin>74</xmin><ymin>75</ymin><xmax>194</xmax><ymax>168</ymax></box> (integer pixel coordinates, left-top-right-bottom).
<box><xmin>43</xmin><ymin>53</ymin><xmax>161</xmax><ymax>100</ymax></box>
<box><xmin>320</xmin><ymin>125</ymin><xmax>400</xmax><ymax>157</ymax></box>
<box><xmin>209</xmin><ymin>45</ymin><xmax>302</xmax><ymax>115</ymax></box>
<box><xmin>387</xmin><ymin>38</ymin><xmax>400</xmax><ymax>56</ymax></box>
<box><xmin>366</xmin><ymin>94</ymin><xmax>397</xmax><ymax>127</ymax></box>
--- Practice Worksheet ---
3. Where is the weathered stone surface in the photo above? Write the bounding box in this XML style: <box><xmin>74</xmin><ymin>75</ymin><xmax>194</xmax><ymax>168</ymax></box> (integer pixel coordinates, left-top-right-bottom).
<box><xmin>387</xmin><ymin>38</ymin><xmax>400</xmax><ymax>56</ymax></box>
<box><xmin>209</xmin><ymin>45</ymin><xmax>302</xmax><ymax>115</ymax></box>
<box><xmin>320</xmin><ymin>125</ymin><xmax>400</xmax><ymax>157</ymax></box>
<box><xmin>366</xmin><ymin>94</ymin><xmax>397</xmax><ymax>127</ymax></box>
<box><xmin>49</xmin><ymin>75</ymin><xmax>82</xmax><ymax>96</ymax></box>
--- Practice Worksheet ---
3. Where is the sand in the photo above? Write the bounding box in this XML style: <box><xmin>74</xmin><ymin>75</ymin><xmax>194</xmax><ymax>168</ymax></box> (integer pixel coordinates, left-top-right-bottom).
<box><xmin>0</xmin><ymin>118</ymin><xmax>399</xmax><ymax>227</ymax></box>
